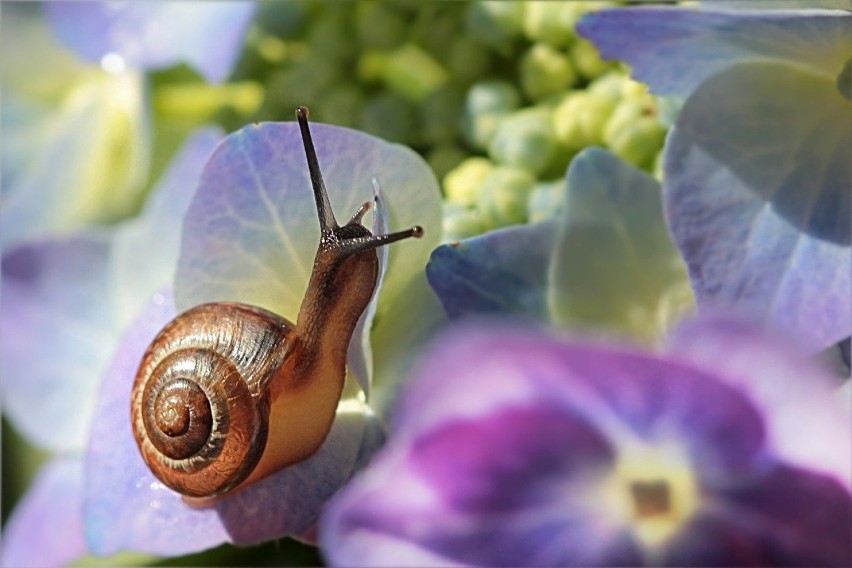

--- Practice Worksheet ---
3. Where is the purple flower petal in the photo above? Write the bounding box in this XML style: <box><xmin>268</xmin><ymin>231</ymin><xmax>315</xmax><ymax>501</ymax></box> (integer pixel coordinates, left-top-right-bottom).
<box><xmin>176</xmin><ymin>121</ymin><xmax>441</xmax><ymax>393</ymax></box>
<box><xmin>0</xmin><ymin>236</ymin><xmax>115</xmax><ymax>452</ymax></box>
<box><xmin>0</xmin><ymin>457</ymin><xmax>87</xmax><ymax>568</ymax></box>
<box><xmin>667</xmin><ymin>464</ymin><xmax>852</xmax><ymax>566</ymax></box>
<box><xmin>664</xmin><ymin>61</ymin><xmax>851</xmax><ymax>352</ymax></box>
<box><xmin>577</xmin><ymin>7</ymin><xmax>850</xmax><ymax>97</ymax></box>
<box><xmin>45</xmin><ymin>2</ymin><xmax>257</xmax><ymax>83</ymax></box>
<box><xmin>85</xmin><ymin>292</ymin><xmax>382</xmax><ymax>556</ymax></box>
<box><xmin>426</xmin><ymin>221</ymin><xmax>557</xmax><ymax>321</ymax></box>
<box><xmin>323</xmin><ymin>323</ymin><xmax>833</xmax><ymax>566</ymax></box>
<box><xmin>550</xmin><ymin>148</ymin><xmax>691</xmax><ymax>344</ymax></box>
<box><xmin>667</xmin><ymin>316</ymin><xmax>852</xmax><ymax>492</ymax></box>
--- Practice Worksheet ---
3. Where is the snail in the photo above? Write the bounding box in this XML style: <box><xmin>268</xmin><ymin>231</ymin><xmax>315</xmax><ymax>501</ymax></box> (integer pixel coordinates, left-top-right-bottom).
<box><xmin>130</xmin><ymin>106</ymin><xmax>423</xmax><ymax>498</ymax></box>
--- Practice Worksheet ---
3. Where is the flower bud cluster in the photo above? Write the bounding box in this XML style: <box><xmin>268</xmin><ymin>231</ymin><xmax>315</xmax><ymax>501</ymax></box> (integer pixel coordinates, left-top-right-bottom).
<box><xmin>239</xmin><ymin>2</ymin><xmax>668</xmax><ymax>242</ymax></box>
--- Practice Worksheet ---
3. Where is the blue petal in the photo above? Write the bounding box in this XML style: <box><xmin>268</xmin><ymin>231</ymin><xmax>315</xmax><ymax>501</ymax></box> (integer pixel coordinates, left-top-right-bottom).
<box><xmin>664</xmin><ymin>61</ymin><xmax>851</xmax><ymax>351</ymax></box>
<box><xmin>0</xmin><ymin>236</ymin><xmax>115</xmax><ymax>452</ymax></box>
<box><xmin>0</xmin><ymin>457</ymin><xmax>87</xmax><ymax>568</ymax></box>
<box><xmin>426</xmin><ymin>221</ymin><xmax>557</xmax><ymax>321</ymax></box>
<box><xmin>44</xmin><ymin>2</ymin><xmax>257</xmax><ymax>83</ymax></box>
<box><xmin>176</xmin><ymin>121</ymin><xmax>441</xmax><ymax>392</ymax></box>
<box><xmin>550</xmin><ymin>148</ymin><xmax>691</xmax><ymax>344</ymax></box>
<box><xmin>0</xmin><ymin>72</ymin><xmax>150</xmax><ymax>248</ymax></box>
<box><xmin>578</xmin><ymin>7</ymin><xmax>851</xmax><ymax>97</ymax></box>
<box><xmin>109</xmin><ymin>127</ymin><xmax>223</xmax><ymax>326</ymax></box>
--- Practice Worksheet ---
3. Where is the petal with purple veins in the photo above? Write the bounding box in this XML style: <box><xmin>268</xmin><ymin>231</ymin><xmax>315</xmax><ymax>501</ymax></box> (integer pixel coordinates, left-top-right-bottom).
<box><xmin>664</xmin><ymin>61</ymin><xmax>851</xmax><ymax>352</ymax></box>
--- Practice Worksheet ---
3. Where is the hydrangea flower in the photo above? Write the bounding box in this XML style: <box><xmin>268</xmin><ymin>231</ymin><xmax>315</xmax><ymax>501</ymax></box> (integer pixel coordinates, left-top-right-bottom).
<box><xmin>1</xmin><ymin>1</ymin><xmax>256</xmax><ymax>249</ymax></box>
<box><xmin>1</xmin><ymin>121</ymin><xmax>441</xmax><ymax>565</ymax></box>
<box><xmin>577</xmin><ymin>5</ymin><xmax>851</xmax><ymax>352</ymax></box>
<box><xmin>320</xmin><ymin>317</ymin><xmax>852</xmax><ymax>566</ymax></box>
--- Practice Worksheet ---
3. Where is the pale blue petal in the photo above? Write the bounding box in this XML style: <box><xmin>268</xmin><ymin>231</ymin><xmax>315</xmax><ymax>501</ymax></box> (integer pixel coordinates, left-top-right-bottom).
<box><xmin>0</xmin><ymin>458</ymin><xmax>87</xmax><ymax>568</ymax></box>
<box><xmin>664</xmin><ymin>61</ymin><xmax>851</xmax><ymax>351</ymax></box>
<box><xmin>109</xmin><ymin>127</ymin><xmax>223</xmax><ymax>328</ymax></box>
<box><xmin>550</xmin><ymin>148</ymin><xmax>691</xmax><ymax>344</ymax></box>
<box><xmin>0</xmin><ymin>72</ymin><xmax>150</xmax><ymax>248</ymax></box>
<box><xmin>86</xmin><ymin>293</ymin><xmax>381</xmax><ymax>555</ymax></box>
<box><xmin>426</xmin><ymin>221</ymin><xmax>557</xmax><ymax>321</ymax></box>
<box><xmin>176</xmin><ymin>121</ymin><xmax>440</xmax><ymax>389</ymax></box>
<box><xmin>347</xmin><ymin>180</ymin><xmax>390</xmax><ymax>398</ymax></box>
<box><xmin>0</xmin><ymin>236</ymin><xmax>116</xmax><ymax>452</ymax></box>
<box><xmin>578</xmin><ymin>7</ymin><xmax>851</xmax><ymax>97</ymax></box>
<box><xmin>45</xmin><ymin>2</ymin><xmax>257</xmax><ymax>83</ymax></box>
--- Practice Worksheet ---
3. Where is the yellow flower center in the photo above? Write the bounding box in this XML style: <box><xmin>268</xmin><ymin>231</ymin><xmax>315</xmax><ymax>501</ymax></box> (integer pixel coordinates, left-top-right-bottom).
<box><xmin>600</xmin><ymin>441</ymin><xmax>700</xmax><ymax>553</ymax></box>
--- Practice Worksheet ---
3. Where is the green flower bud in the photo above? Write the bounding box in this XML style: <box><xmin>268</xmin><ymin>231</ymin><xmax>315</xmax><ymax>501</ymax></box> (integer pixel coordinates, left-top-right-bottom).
<box><xmin>465</xmin><ymin>1</ymin><xmax>525</xmax><ymax>51</ymax></box>
<box><xmin>478</xmin><ymin>166</ymin><xmax>537</xmax><ymax>229</ymax></box>
<box><xmin>462</xmin><ymin>80</ymin><xmax>521</xmax><ymax>150</ymax></box>
<box><xmin>358</xmin><ymin>91</ymin><xmax>416</xmax><ymax>145</ymax></box>
<box><xmin>527</xmin><ymin>179</ymin><xmax>566</xmax><ymax>223</ymax></box>
<box><xmin>621</xmin><ymin>77</ymin><xmax>650</xmax><ymax>100</ymax></box>
<box><xmin>355</xmin><ymin>2</ymin><xmax>409</xmax><ymax>51</ymax></box>
<box><xmin>553</xmin><ymin>90</ymin><xmax>617</xmax><ymax>150</ymax></box>
<box><xmin>442</xmin><ymin>202</ymin><xmax>486</xmax><ymax>242</ymax></box>
<box><xmin>520</xmin><ymin>43</ymin><xmax>577</xmax><ymax>102</ymax></box>
<box><xmin>570</xmin><ymin>38</ymin><xmax>612</xmax><ymax>80</ymax></box>
<box><xmin>603</xmin><ymin>99</ymin><xmax>667</xmax><ymax>168</ymax></box>
<box><xmin>588</xmin><ymin>70</ymin><xmax>629</xmax><ymax>103</ymax></box>
<box><xmin>379</xmin><ymin>43</ymin><xmax>450</xmax><ymax>104</ymax></box>
<box><xmin>522</xmin><ymin>1</ymin><xmax>576</xmax><ymax>47</ymax></box>
<box><xmin>488</xmin><ymin>106</ymin><xmax>556</xmax><ymax>175</ymax></box>
<box><xmin>443</xmin><ymin>156</ymin><xmax>494</xmax><ymax>207</ymax></box>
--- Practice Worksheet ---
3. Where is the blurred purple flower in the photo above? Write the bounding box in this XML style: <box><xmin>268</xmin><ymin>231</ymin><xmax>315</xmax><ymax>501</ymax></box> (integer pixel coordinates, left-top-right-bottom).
<box><xmin>44</xmin><ymin>1</ymin><xmax>257</xmax><ymax>83</ymax></box>
<box><xmin>578</xmin><ymin>6</ymin><xmax>851</xmax><ymax>352</ymax></box>
<box><xmin>321</xmin><ymin>318</ymin><xmax>851</xmax><ymax>566</ymax></box>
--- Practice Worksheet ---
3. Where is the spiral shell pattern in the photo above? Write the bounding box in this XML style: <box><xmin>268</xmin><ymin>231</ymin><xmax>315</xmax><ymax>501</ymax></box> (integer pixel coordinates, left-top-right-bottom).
<box><xmin>131</xmin><ymin>302</ymin><xmax>294</xmax><ymax>497</ymax></box>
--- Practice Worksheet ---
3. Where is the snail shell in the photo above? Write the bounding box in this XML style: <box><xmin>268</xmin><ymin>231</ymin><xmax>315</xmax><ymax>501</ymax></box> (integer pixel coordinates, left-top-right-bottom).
<box><xmin>131</xmin><ymin>303</ymin><xmax>293</xmax><ymax>497</ymax></box>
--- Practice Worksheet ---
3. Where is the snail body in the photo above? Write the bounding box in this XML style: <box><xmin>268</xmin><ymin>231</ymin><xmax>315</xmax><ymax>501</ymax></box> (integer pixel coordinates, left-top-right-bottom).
<box><xmin>131</xmin><ymin>107</ymin><xmax>422</xmax><ymax>498</ymax></box>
